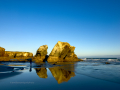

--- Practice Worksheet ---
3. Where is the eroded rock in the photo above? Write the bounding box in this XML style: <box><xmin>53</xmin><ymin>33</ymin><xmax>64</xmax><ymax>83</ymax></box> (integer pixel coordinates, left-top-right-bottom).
<box><xmin>5</xmin><ymin>51</ymin><xmax>33</xmax><ymax>57</ymax></box>
<box><xmin>33</xmin><ymin>45</ymin><xmax>48</xmax><ymax>62</ymax></box>
<box><xmin>0</xmin><ymin>47</ymin><xmax>5</xmax><ymax>57</ymax></box>
<box><xmin>23</xmin><ymin>52</ymin><xmax>29</xmax><ymax>57</ymax></box>
<box><xmin>0</xmin><ymin>47</ymin><xmax>33</xmax><ymax>61</ymax></box>
<box><xmin>47</xmin><ymin>41</ymin><xmax>81</xmax><ymax>62</ymax></box>
<box><xmin>5</xmin><ymin>51</ymin><xmax>15</xmax><ymax>57</ymax></box>
<box><xmin>35</xmin><ymin>45</ymin><xmax>48</xmax><ymax>57</ymax></box>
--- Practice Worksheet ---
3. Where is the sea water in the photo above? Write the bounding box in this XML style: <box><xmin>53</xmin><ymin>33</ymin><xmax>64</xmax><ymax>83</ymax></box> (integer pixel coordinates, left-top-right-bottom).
<box><xmin>0</xmin><ymin>58</ymin><xmax>120</xmax><ymax>90</ymax></box>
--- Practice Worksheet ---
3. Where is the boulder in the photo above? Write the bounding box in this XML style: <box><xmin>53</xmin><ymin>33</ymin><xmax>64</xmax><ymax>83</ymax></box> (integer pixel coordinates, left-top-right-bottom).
<box><xmin>105</xmin><ymin>62</ymin><xmax>110</xmax><ymax>64</ymax></box>
<box><xmin>0</xmin><ymin>47</ymin><xmax>5</xmax><ymax>57</ymax></box>
<box><xmin>35</xmin><ymin>45</ymin><xmax>48</xmax><ymax>57</ymax></box>
<box><xmin>47</xmin><ymin>41</ymin><xmax>81</xmax><ymax>62</ymax></box>
<box><xmin>33</xmin><ymin>45</ymin><xmax>48</xmax><ymax>62</ymax></box>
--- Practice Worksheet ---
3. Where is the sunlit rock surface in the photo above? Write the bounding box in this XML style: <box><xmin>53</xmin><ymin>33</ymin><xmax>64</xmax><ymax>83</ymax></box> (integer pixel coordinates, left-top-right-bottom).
<box><xmin>0</xmin><ymin>42</ymin><xmax>82</xmax><ymax>62</ymax></box>
<box><xmin>49</xmin><ymin>67</ymin><xmax>75</xmax><ymax>84</ymax></box>
<box><xmin>35</xmin><ymin>68</ymin><xmax>47</xmax><ymax>78</ymax></box>
<box><xmin>0</xmin><ymin>50</ymin><xmax>33</xmax><ymax>61</ymax></box>
<box><xmin>0</xmin><ymin>47</ymin><xmax>5</xmax><ymax>57</ymax></box>
<box><xmin>5</xmin><ymin>51</ymin><xmax>15</xmax><ymax>57</ymax></box>
<box><xmin>35</xmin><ymin>45</ymin><xmax>48</xmax><ymax>56</ymax></box>
<box><xmin>29</xmin><ymin>53</ymin><xmax>33</xmax><ymax>57</ymax></box>
<box><xmin>5</xmin><ymin>51</ymin><xmax>33</xmax><ymax>57</ymax></box>
<box><xmin>33</xmin><ymin>45</ymin><xmax>48</xmax><ymax>62</ymax></box>
<box><xmin>33</xmin><ymin>56</ymin><xmax>46</xmax><ymax>62</ymax></box>
<box><xmin>47</xmin><ymin>41</ymin><xmax>82</xmax><ymax>62</ymax></box>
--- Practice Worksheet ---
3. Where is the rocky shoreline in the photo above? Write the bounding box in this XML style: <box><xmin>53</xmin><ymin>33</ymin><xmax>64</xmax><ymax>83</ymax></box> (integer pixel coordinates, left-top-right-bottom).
<box><xmin>0</xmin><ymin>41</ymin><xmax>83</xmax><ymax>62</ymax></box>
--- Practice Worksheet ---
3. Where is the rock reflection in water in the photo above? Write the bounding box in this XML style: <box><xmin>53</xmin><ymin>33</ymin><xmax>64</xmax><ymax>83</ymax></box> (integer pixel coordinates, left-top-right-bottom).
<box><xmin>34</xmin><ymin>63</ymin><xmax>76</xmax><ymax>84</ymax></box>
<box><xmin>35</xmin><ymin>68</ymin><xmax>47</xmax><ymax>78</ymax></box>
<box><xmin>49</xmin><ymin>66</ymin><xmax>75</xmax><ymax>84</ymax></box>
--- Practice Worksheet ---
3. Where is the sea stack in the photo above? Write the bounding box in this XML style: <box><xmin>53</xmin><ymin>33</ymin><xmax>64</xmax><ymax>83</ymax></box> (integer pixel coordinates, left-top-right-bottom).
<box><xmin>33</xmin><ymin>45</ymin><xmax>48</xmax><ymax>62</ymax></box>
<box><xmin>47</xmin><ymin>41</ymin><xmax>81</xmax><ymax>62</ymax></box>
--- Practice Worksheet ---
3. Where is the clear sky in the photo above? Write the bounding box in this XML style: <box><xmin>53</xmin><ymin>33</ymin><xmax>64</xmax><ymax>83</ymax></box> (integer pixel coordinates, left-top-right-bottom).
<box><xmin>0</xmin><ymin>0</ymin><xmax>120</xmax><ymax>57</ymax></box>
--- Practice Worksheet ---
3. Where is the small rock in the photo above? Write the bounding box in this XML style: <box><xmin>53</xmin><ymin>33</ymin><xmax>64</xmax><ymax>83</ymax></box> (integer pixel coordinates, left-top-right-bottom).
<box><xmin>105</xmin><ymin>62</ymin><xmax>110</xmax><ymax>64</ymax></box>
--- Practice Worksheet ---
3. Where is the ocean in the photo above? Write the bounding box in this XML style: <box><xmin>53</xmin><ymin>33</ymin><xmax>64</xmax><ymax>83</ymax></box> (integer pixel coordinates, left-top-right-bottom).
<box><xmin>0</xmin><ymin>58</ymin><xmax>120</xmax><ymax>90</ymax></box>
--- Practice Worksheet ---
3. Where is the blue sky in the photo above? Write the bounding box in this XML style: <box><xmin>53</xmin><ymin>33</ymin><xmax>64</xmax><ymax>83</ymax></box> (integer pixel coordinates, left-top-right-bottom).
<box><xmin>0</xmin><ymin>0</ymin><xmax>120</xmax><ymax>57</ymax></box>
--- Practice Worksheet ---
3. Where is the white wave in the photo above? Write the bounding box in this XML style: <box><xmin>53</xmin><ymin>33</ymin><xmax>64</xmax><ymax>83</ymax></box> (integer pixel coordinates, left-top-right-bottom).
<box><xmin>107</xmin><ymin>59</ymin><xmax>118</xmax><ymax>62</ymax></box>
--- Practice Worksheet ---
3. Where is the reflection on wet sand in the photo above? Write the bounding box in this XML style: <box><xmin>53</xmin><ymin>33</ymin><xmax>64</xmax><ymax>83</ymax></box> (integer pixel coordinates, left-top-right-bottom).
<box><xmin>35</xmin><ymin>68</ymin><xmax>47</xmax><ymax>78</ymax></box>
<box><xmin>34</xmin><ymin>62</ymin><xmax>76</xmax><ymax>84</ymax></box>
<box><xmin>1</xmin><ymin>61</ymin><xmax>76</xmax><ymax>84</ymax></box>
<box><xmin>49</xmin><ymin>67</ymin><xmax>75</xmax><ymax>84</ymax></box>
<box><xmin>50</xmin><ymin>62</ymin><xmax>76</xmax><ymax>84</ymax></box>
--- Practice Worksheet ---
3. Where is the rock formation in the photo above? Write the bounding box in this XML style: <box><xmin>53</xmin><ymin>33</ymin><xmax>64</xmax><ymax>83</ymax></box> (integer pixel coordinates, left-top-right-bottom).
<box><xmin>5</xmin><ymin>51</ymin><xmax>33</xmax><ymax>57</ymax></box>
<box><xmin>0</xmin><ymin>47</ymin><xmax>33</xmax><ymax>61</ymax></box>
<box><xmin>35</xmin><ymin>68</ymin><xmax>47</xmax><ymax>78</ymax></box>
<box><xmin>49</xmin><ymin>67</ymin><xmax>75</xmax><ymax>84</ymax></box>
<box><xmin>33</xmin><ymin>45</ymin><xmax>48</xmax><ymax>62</ymax></box>
<box><xmin>0</xmin><ymin>41</ymin><xmax>82</xmax><ymax>62</ymax></box>
<box><xmin>47</xmin><ymin>41</ymin><xmax>82</xmax><ymax>62</ymax></box>
<box><xmin>0</xmin><ymin>47</ymin><xmax>5</xmax><ymax>57</ymax></box>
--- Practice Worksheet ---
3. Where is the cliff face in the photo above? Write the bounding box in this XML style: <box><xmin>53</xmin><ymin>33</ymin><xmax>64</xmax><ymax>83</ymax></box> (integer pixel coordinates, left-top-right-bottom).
<box><xmin>35</xmin><ymin>45</ymin><xmax>48</xmax><ymax>57</ymax></box>
<box><xmin>33</xmin><ymin>45</ymin><xmax>48</xmax><ymax>62</ymax></box>
<box><xmin>0</xmin><ymin>47</ymin><xmax>5</xmax><ymax>57</ymax></box>
<box><xmin>0</xmin><ymin>47</ymin><xmax>33</xmax><ymax>61</ymax></box>
<box><xmin>5</xmin><ymin>51</ymin><xmax>33</xmax><ymax>57</ymax></box>
<box><xmin>47</xmin><ymin>41</ymin><xmax>81</xmax><ymax>62</ymax></box>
